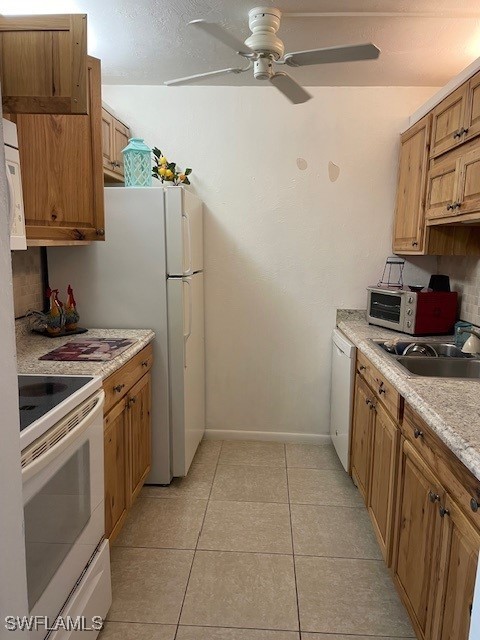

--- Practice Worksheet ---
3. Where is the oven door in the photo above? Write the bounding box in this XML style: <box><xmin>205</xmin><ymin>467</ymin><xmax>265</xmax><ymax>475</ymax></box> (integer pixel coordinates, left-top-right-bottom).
<box><xmin>21</xmin><ymin>390</ymin><xmax>105</xmax><ymax>636</ymax></box>
<box><xmin>367</xmin><ymin>288</ymin><xmax>406</xmax><ymax>331</ymax></box>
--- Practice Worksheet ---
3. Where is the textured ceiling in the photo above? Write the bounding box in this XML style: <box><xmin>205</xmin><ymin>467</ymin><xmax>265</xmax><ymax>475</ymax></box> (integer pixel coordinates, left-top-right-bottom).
<box><xmin>9</xmin><ymin>0</ymin><xmax>480</xmax><ymax>85</ymax></box>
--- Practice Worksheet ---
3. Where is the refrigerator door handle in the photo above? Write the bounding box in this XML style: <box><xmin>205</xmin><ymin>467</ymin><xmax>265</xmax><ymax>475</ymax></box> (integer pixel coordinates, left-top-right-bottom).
<box><xmin>183</xmin><ymin>277</ymin><xmax>193</xmax><ymax>368</ymax></box>
<box><xmin>182</xmin><ymin>211</ymin><xmax>193</xmax><ymax>275</ymax></box>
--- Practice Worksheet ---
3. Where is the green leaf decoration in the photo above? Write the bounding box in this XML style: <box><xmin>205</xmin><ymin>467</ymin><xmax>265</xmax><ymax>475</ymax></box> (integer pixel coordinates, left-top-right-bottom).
<box><xmin>152</xmin><ymin>147</ymin><xmax>161</xmax><ymax>158</ymax></box>
<box><xmin>183</xmin><ymin>177</ymin><xmax>191</xmax><ymax>185</ymax></box>
<box><xmin>167</xmin><ymin>162</ymin><xmax>176</xmax><ymax>171</ymax></box>
<box><xmin>185</xmin><ymin>168</ymin><xmax>192</xmax><ymax>175</ymax></box>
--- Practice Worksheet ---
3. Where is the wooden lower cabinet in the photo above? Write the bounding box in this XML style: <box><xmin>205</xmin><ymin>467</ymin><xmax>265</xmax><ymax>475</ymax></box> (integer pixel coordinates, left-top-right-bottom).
<box><xmin>351</xmin><ymin>351</ymin><xmax>480</xmax><ymax>640</ymax></box>
<box><xmin>367</xmin><ymin>401</ymin><xmax>399</xmax><ymax>564</ymax></box>
<box><xmin>103</xmin><ymin>346</ymin><xmax>153</xmax><ymax>543</ymax></box>
<box><xmin>104</xmin><ymin>399</ymin><xmax>128</xmax><ymax>541</ymax></box>
<box><xmin>392</xmin><ymin>440</ymin><xmax>445</xmax><ymax>640</ymax></box>
<box><xmin>350</xmin><ymin>374</ymin><xmax>374</xmax><ymax>500</ymax></box>
<box><xmin>128</xmin><ymin>372</ymin><xmax>152</xmax><ymax>503</ymax></box>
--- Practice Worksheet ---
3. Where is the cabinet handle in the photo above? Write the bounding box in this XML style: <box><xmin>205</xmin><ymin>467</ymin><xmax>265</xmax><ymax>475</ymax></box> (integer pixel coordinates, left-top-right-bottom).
<box><xmin>429</xmin><ymin>491</ymin><xmax>440</xmax><ymax>503</ymax></box>
<box><xmin>460</xmin><ymin>127</ymin><xmax>469</xmax><ymax>136</ymax></box>
<box><xmin>452</xmin><ymin>201</ymin><xmax>461</xmax><ymax>210</ymax></box>
<box><xmin>141</xmin><ymin>360</ymin><xmax>149</xmax><ymax>368</ymax></box>
<box><xmin>378</xmin><ymin>382</ymin><xmax>386</xmax><ymax>394</ymax></box>
<box><xmin>127</xmin><ymin>397</ymin><xmax>137</xmax><ymax>408</ymax></box>
<box><xmin>113</xmin><ymin>383</ymin><xmax>125</xmax><ymax>393</ymax></box>
<box><xmin>359</xmin><ymin>365</ymin><xmax>366</xmax><ymax>372</ymax></box>
<box><xmin>453</xmin><ymin>129</ymin><xmax>462</xmax><ymax>139</ymax></box>
<box><xmin>414</xmin><ymin>428</ymin><xmax>424</xmax><ymax>439</ymax></box>
<box><xmin>471</xmin><ymin>498</ymin><xmax>479</xmax><ymax>512</ymax></box>
<box><xmin>96</xmin><ymin>228</ymin><xmax>105</xmax><ymax>236</ymax></box>
<box><xmin>365</xmin><ymin>398</ymin><xmax>372</xmax><ymax>406</ymax></box>
<box><xmin>412</xmin><ymin>241</ymin><xmax>418</xmax><ymax>247</ymax></box>
<box><xmin>439</xmin><ymin>505</ymin><xmax>450</xmax><ymax>518</ymax></box>
<box><xmin>446</xmin><ymin>203</ymin><xmax>454</xmax><ymax>211</ymax></box>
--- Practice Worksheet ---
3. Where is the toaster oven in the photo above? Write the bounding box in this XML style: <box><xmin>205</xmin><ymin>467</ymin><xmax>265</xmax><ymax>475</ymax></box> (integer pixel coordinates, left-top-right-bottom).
<box><xmin>367</xmin><ymin>287</ymin><xmax>457</xmax><ymax>335</ymax></box>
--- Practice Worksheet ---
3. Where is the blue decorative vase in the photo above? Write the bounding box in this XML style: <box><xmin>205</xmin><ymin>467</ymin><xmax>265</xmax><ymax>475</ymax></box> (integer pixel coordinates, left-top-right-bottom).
<box><xmin>122</xmin><ymin>138</ymin><xmax>152</xmax><ymax>187</ymax></box>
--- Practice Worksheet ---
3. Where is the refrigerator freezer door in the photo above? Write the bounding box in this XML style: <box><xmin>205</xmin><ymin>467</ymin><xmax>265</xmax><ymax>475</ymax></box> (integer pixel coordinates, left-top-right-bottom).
<box><xmin>165</xmin><ymin>186</ymin><xmax>203</xmax><ymax>276</ymax></box>
<box><xmin>167</xmin><ymin>272</ymin><xmax>205</xmax><ymax>476</ymax></box>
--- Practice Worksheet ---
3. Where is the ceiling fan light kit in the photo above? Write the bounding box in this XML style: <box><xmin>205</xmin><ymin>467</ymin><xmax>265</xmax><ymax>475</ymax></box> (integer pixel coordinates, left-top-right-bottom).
<box><xmin>165</xmin><ymin>6</ymin><xmax>381</xmax><ymax>105</ymax></box>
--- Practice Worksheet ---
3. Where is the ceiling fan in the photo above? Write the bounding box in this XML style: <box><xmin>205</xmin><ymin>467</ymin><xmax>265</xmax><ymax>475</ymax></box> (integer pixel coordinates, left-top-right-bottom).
<box><xmin>165</xmin><ymin>6</ymin><xmax>380</xmax><ymax>104</ymax></box>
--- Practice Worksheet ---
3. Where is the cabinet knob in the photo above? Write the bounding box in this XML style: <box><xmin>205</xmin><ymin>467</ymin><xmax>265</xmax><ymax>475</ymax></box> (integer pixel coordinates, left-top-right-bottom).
<box><xmin>428</xmin><ymin>491</ymin><xmax>440</xmax><ymax>503</ymax></box>
<box><xmin>127</xmin><ymin>397</ymin><xmax>137</xmax><ymax>408</ymax></box>
<box><xmin>453</xmin><ymin>201</ymin><xmax>461</xmax><ymax>210</ymax></box>
<box><xmin>460</xmin><ymin>127</ymin><xmax>469</xmax><ymax>136</ymax></box>
<box><xmin>471</xmin><ymin>498</ymin><xmax>479</xmax><ymax>512</ymax></box>
<box><xmin>453</xmin><ymin>130</ymin><xmax>462</xmax><ymax>139</ymax></box>
<box><xmin>378</xmin><ymin>383</ymin><xmax>386</xmax><ymax>394</ymax></box>
<box><xmin>96</xmin><ymin>228</ymin><xmax>105</xmax><ymax>236</ymax></box>
<box><xmin>447</xmin><ymin>203</ymin><xmax>454</xmax><ymax>211</ymax></box>
<box><xmin>359</xmin><ymin>365</ymin><xmax>366</xmax><ymax>372</ymax></box>
<box><xmin>414</xmin><ymin>428</ymin><xmax>424</xmax><ymax>439</ymax></box>
<box><xmin>439</xmin><ymin>505</ymin><xmax>450</xmax><ymax>518</ymax></box>
<box><xmin>141</xmin><ymin>360</ymin><xmax>149</xmax><ymax>367</ymax></box>
<box><xmin>365</xmin><ymin>398</ymin><xmax>372</xmax><ymax>406</ymax></box>
<box><xmin>51</xmin><ymin>212</ymin><xmax>58</xmax><ymax>221</ymax></box>
<box><xmin>113</xmin><ymin>383</ymin><xmax>125</xmax><ymax>393</ymax></box>
<box><xmin>412</xmin><ymin>241</ymin><xmax>418</xmax><ymax>247</ymax></box>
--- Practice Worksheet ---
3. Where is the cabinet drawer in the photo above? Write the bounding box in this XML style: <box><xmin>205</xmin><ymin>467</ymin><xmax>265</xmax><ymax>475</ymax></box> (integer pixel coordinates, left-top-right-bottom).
<box><xmin>356</xmin><ymin>351</ymin><xmax>401</xmax><ymax>420</ymax></box>
<box><xmin>403</xmin><ymin>404</ymin><xmax>480</xmax><ymax>533</ymax></box>
<box><xmin>103</xmin><ymin>344</ymin><xmax>153</xmax><ymax>414</ymax></box>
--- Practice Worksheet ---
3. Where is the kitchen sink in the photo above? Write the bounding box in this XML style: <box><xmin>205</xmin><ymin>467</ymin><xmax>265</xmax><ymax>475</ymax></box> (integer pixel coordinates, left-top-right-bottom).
<box><xmin>395</xmin><ymin>357</ymin><xmax>480</xmax><ymax>379</ymax></box>
<box><xmin>371</xmin><ymin>339</ymin><xmax>480</xmax><ymax>379</ymax></box>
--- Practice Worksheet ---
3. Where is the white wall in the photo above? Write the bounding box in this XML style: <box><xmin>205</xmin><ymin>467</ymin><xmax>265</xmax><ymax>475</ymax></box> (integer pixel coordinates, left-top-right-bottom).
<box><xmin>103</xmin><ymin>84</ymin><xmax>436</xmax><ymax>440</ymax></box>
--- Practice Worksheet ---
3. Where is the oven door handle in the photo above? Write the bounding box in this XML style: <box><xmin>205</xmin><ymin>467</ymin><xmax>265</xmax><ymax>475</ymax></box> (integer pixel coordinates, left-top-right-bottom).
<box><xmin>21</xmin><ymin>390</ymin><xmax>104</xmax><ymax>483</ymax></box>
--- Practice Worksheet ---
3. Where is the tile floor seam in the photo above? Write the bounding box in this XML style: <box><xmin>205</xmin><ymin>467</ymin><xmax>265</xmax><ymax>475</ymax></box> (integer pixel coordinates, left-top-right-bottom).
<box><xmin>285</xmin><ymin>443</ymin><xmax>302</xmax><ymax>635</ymax></box>
<box><xmin>173</xmin><ymin>440</ymin><xmax>224</xmax><ymax>640</ymax></box>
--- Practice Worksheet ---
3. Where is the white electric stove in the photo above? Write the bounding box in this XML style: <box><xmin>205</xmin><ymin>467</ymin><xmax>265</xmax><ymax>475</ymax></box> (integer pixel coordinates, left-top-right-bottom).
<box><xmin>18</xmin><ymin>373</ymin><xmax>111</xmax><ymax>640</ymax></box>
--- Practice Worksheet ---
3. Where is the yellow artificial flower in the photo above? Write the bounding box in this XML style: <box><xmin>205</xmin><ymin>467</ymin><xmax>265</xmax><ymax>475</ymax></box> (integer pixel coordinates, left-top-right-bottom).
<box><xmin>159</xmin><ymin>167</ymin><xmax>167</xmax><ymax>176</ymax></box>
<box><xmin>179</xmin><ymin>173</ymin><xmax>186</xmax><ymax>182</ymax></box>
<box><xmin>165</xmin><ymin>169</ymin><xmax>173</xmax><ymax>178</ymax></box>
<box><xmin>160</xmin><ymin>156</ymin><xmax>168</xmax><ymax>165</ymax></box>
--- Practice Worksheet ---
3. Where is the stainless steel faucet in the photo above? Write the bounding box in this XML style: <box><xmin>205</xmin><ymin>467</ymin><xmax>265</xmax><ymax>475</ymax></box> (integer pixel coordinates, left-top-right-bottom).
<box><xmin>459</xmin><ymin>327</ymin><xmax>480</xmax><ymax>354</ymax></box>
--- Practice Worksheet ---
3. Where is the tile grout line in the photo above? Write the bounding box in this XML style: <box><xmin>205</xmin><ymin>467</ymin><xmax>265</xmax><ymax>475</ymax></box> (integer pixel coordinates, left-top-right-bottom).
<box><xmin>284</xmin><ymin>443</ymin><xmax>302</xmax><ymax>636</ymax></box>
<box><xmin>173</xmin><ymin>439</ymin><xmax>224</xmax><ymax>640</ymax></box>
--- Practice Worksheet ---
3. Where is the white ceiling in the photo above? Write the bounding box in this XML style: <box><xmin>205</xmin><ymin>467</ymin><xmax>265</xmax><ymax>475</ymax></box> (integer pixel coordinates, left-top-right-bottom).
<box><xmin>5</xmin><ymin>0</ymin><xmax>480</xmax><ymax>85</ymax></box>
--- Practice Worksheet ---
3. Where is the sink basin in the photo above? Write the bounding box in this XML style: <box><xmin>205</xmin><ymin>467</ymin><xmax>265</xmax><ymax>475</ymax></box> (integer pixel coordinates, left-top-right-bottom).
<box><xmin>395</xmin><ymin>357</ymin><xmax>480</xmax><ymax>379</ymax></box>
<box><xmin>374</xmin><ymin>340</ymin><xmax>470</xmax><ymax>359</ymax></box>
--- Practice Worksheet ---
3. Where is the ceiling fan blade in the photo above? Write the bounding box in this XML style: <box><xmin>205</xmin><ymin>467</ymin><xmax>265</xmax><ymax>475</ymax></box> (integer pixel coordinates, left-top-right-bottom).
<box><xmin>283</xmin><ymin>43</ymin><xmax>380</xmax><ymax>67</ymax></box>
<box><xmin>270</xmin><ymin>73</ymin><xmax>312</xmax><ymax>105</ymax></box>
<box><xmin>189</xmin><ymin>19</ymin><xmax>253</xmax><ymax>56</ymax></box>
<box><xmin>165</xmin><ymin>66</ymin><xmax>248</xmax><ymax>86</ymax></box>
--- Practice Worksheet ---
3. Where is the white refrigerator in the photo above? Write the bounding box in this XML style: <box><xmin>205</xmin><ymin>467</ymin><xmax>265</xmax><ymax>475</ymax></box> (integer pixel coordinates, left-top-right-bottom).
<box><xmin>47</xmin><ymin>186</ymin><xmax>205</xmax><ymax>484</ymax></box>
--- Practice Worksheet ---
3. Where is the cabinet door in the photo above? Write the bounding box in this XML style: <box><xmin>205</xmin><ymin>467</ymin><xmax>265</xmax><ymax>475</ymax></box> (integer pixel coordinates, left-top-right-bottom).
<box><xmin>113</xmin><ymin>119</ymin><xmax>130</xmax><ymax>178</ymax></box>
<box><xmin>455</xmin><ymin>147</ymin><xmax>480</xmax><ymax>217</ymax></box>
<box><xmin>430</xmin><ymin>84</ymin><xmax>468</xmax><ymax>158</ymax></box>
<box><xmin>432</xmin><ymin>497</ymin><xmax>480</xmax><ymax>640</ymax></box>
<box><xmin>367</xmin><ymin>402</ymin><xmax>399</xmax><ymax>565</ymax></box>
<box><xmin>425</xmin><ymin>157</ymin><xmax>460</xmax><ymax>222</ymax></box>
<box><xmin>350</xmin><ymin>374</ymin><xmax>374</xmax><ymax>502</ymax></box>
<box><xmin>0</xmin><ymin>14</ymin><xmax>88</xmax><ymax>114</ymax></box>
<box><xmin>393</xmin><ymin>116</ymin><xmax>431</xmax><ymax>254</ymax></box>
<box><xmin>104</xmin><ymin>399</ymin><xmax>128</xmax><ymax>541</ymax></box>
<box><xmin>465</xmin><ymin>70</ymin><xmax>480</xmax><ymax>144</ymax></box>
<box><xmin>16</xmin><ymin>56</ymin><xmax>105</xmax><ymax>244</ymax></box>
<box><xmin>101</xmin><ymin>109</ymin><xmax>115</xmax><ymax>172</ymax></box>
<box><xmin>128</xmin><ymin>372</ymin><xmax>152</xmax><ymax>503</ymax></box>
<box><xmin>393</xmin><ymin>440</ymin><xmax>444</xmax><ymax>640</ymax></box>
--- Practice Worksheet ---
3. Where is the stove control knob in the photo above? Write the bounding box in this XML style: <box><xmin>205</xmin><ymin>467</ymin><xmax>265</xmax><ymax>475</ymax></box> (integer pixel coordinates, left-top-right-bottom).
<box><xmin>408</xmin><ymin>296</ymin><xmax>414</xmax><ymax>304</ymax></box>
<box><xmin>407</xmin><ymin>308</ymin><xmax>413</xmax><ymax>316</ymax></box>
<box><xmin>406</xmin><ymin>320</ymin><xmax>412</xmax><ymax>328</ymax></box>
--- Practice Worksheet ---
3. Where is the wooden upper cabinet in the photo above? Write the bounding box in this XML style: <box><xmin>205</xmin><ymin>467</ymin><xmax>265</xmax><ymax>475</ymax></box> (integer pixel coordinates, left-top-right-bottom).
<box><xmin>425</xmin><ymin>156</ymin><xmax>459</xmax><ymax>222</ymax></box>
<box><xmin>430</xmin><ymin>84</ymin><xmax>468</xmax><ymax>158</ymax></box>
<box><xmin>0</xmin><ymin>14</ymin><xmax>88</xmax><ymax>114</ymax></box>
<box><xmin>432</xmin><ymin>497</ymin><xmax>480</xmax><ymax>640</ymax></box>
<box><xmin>393</xmin><ymin>440</ymin><xmax>445</xmax><ymax>640</ymax></box>
<box><xmin>15</xmin><ymin>56</ymin><xmax>105</xmax><ymax>244</ymax></box>
<box><xmin>393</xmin><ymin>115</ymin><xmax>431</xmax><ymax>254</ymax></box>
<box><xmin>102</xmin><ymin>106</ymin><xmax>130</xmax><ymax>182</ymax></box>
<box><xmin>464</xmin><ymin>70</ymin><xmax>480</xmax><ymax>144</ymax></box>
<box><xmin>456</xmin><ymin>147</ymin><xmax>480</xmax><ymax>217</ymax></box>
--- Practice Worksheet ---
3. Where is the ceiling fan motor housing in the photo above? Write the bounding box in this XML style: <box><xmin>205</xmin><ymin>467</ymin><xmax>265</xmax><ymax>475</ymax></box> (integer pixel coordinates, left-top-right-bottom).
<box><xmin>244</xmin><ymin>6</ymin><xmax>285</xmax><ymax>62</ymax></box>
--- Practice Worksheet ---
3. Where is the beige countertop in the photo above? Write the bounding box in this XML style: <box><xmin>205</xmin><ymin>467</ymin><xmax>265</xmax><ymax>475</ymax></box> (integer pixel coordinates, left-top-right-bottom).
<box><xmin>16</xmin><ymin>319</ymin><xmax>155</xmax><ymax>380</ymax></box>
<box><xmin>337</xmin><ymin>310</ymin><xmax>480</xmax><ymax>482</ymax></box>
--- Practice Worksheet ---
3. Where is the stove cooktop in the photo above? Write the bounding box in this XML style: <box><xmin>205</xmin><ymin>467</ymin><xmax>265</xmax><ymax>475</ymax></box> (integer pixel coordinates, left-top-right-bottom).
<box><xmin>18</xmin><ymin>374</ymin><xmax>95</xmax><ymax>432</ymax></box>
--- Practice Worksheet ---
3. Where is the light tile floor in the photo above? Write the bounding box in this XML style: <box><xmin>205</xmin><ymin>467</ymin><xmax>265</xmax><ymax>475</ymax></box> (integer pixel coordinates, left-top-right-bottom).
<box><xmin>103</xmin><ymin>439</ymin><xmax>415</xmax><ymax>640</ymax></box>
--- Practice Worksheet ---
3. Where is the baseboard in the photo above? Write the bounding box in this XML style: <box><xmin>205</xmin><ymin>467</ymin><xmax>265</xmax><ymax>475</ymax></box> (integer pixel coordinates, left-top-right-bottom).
<box><xmin>203</xmin><ymin>429</ymin><xmax>331</xmax><ymax>444</ymax></box>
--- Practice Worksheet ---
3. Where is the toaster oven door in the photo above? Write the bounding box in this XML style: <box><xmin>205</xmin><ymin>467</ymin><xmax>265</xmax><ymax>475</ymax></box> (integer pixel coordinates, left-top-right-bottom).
<box><xmin>368</xmin><ymin>289</ymin><xmax>405</xmax><ymax>330</ymax></box>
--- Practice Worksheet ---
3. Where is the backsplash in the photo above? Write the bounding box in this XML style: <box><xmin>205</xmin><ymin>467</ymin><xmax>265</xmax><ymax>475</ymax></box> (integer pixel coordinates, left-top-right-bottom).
<box><xmin>11</xmin><ymin>248</ymin><xmax>44</xmax><ymax>318</ymax></box>
<box><xmin>438</xmin><ymin>256</ymin><xmax>480</xmax><ymax>326</ymax></box>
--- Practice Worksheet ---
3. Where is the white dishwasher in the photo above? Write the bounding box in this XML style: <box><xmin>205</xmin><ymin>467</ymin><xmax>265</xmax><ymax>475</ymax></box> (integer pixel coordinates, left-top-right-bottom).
<box><xmin>330</xmin><ymin>328</ymin><xmax>356</xmax><ymax>472</ymax></box>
